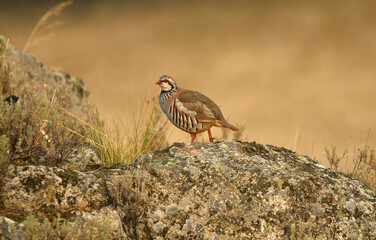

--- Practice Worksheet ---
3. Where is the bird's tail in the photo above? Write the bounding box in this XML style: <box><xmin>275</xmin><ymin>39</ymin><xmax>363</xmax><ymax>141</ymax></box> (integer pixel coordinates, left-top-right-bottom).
<box><xmin>221</xmin><ymin>121</ymin><xmax>239</xmax><ymax>131</ymax></box>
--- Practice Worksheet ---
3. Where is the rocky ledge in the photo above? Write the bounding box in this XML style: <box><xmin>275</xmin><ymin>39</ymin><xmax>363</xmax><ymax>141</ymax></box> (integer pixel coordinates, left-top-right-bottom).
<box><xmin>1</xmin><ymin>142</ymin><xmax>376</xmax><ymax>239</ymax></box>
<box><xmin>119</xmin><ymin>141</ymin><xmax>376</xmax><ymax>239</ymax></box>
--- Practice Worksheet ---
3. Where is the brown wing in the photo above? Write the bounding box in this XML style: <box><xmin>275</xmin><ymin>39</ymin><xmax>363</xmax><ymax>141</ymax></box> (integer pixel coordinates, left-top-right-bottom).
<box><xmin>175</xmin><ymin>89</ymin><xmax>226</xmax><ymax>122</ymax></box>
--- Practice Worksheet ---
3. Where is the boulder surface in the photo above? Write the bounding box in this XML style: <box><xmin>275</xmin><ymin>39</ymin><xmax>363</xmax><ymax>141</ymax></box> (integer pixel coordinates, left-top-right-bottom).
<box><xmin>118</xmin><ymin>141</ymin><xmax>376</xmax><ymax>239</ymax></box>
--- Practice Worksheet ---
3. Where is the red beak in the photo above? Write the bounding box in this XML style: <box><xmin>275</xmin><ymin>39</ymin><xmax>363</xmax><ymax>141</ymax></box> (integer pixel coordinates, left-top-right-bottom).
<box><xmin>155</xmin><ymin>80</ymin><xmax>162</xmax><ymax>85</ymax></box>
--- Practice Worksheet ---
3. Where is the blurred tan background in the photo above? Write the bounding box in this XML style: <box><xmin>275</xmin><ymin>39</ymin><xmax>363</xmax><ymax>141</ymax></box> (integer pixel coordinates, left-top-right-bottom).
<box><xmin>1</xmin><ymin>0</ymin><xmax>376</xmax><ymax>169</ymax></box>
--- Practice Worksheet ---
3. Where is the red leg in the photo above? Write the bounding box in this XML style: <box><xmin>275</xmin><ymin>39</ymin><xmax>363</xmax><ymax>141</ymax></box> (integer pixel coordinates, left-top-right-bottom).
<box><xmin>190</xmin><ymin>133</ymin><xmax>196</xmax><ymax>142</ymax></box>
<box><xmin>207</xmin><ymin>129</ymin><xmax>214</xmax><ymax>142</ymax></box>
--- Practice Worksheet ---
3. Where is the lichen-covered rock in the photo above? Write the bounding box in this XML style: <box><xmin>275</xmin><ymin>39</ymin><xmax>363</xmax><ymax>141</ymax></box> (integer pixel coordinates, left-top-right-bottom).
<box><xmin>71</xmin><ymin>206</ymin><xmax>127</xmax><ymax>239</ymax></box>
<box><xmin>119</xmin><ymin>141</ymin><xmax>376</xmax><ymax>239</ymax></box>
<box><xmin>0</xmin><ymin>216</ymin><xmax>23</xmax><ymax>240</ymax></box>
<box><xmin>65</xmin><ymin>147</ymin><xmax>102</xmax><ymax>171</ymax></box>
<box><xmin>1</xmin><ymin>165</ymin><xmax>109</xmax><ymax>215</ymax></box>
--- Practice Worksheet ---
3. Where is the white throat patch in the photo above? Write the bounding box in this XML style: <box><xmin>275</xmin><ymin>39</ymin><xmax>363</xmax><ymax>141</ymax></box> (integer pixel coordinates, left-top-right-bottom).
<box><xmin>160</xmin><ymin>81</ymin><xmax>173</xmax><ymax>91</ymax></box>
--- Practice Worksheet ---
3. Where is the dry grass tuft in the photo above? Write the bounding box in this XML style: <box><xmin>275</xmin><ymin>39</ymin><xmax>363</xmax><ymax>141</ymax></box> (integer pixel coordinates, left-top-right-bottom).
<box><xmin>23</xmin><ymin>0</ymin><xmax>73</xmax><ymax>52</ymax></box>
<box><xmin>325</xmin><ymin>130</ymin><xmax>376</xmax><ymax>192</ymax></box>
<box><xmin>325</xmin><ymin>146</ymin><xmax>347</xmax><ymax>171</ymax></box>
<box><xmin>351</xmin><ymin>144</ymin><xmax>376</xmax><ymax>191</ymax></box>
<box><xmin>84</xmin><ymin>97</ymin><xmax>169</xmax><ymax>166</ymax></box>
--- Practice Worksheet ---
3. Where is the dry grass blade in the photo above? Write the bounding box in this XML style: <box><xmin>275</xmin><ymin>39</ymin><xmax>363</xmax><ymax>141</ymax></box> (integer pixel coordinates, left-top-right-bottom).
<box><xmin>57</xmin><ymin>122</ymin><xmax>100</xmax><ymax>147</ymax></box>
<box><xmin>58</xmin><ymin>106</ymin><xmax>93</xmax><ymax>129</ymax></box>
<box><xmin>34</xmin><ymin>90</ymin><xmax>56</xmax><ymax>146</ymax></box>
<box><xmin>5</xmin><ymin>38</ymin><xmax>9</xmax><ymax>50</ymax></box>
<box><xmin>23</xmin><ymin>0</ymin><xmax>73</xmax><ymax>52</ymax></box>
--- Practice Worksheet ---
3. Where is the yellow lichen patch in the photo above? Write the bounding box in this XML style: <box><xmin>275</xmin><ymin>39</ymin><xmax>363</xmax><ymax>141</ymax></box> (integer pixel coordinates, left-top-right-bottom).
<box><xmin>330</xmin><ymin>177</ymin><xmax>341</xmax><ymax>184</ymax></box>
<box><xmin>167</xmin><ymin>158</ymin><xmax>180</xmax><ymax>165</ymax></box>
<box><xmin>278</xmin><ymin>179</ymin><xmax>284</xmax><ymax>189</ymax></box>
<box><xmin>366</xmin><ymin>189</ymin><xmax>373</xmax><ymax>194</ymax></box>
<box><xmin>264</xmin><ymin>145</ymin><xmax>279</xmax><ymax>155</ymax></box>
<box><xmin>221</xmin><ymin>143</ymin><xmax>228</xmax><ymax>148</ymax></box>
<box><xmin>297</xmin><ymin>156</ymin><xmax>310</xmax><ymax>164</ymax></box>
<box><xmin>70</xmin><ymin>75</ymin><xmax>78</xmax><ymax>84</ymax></box>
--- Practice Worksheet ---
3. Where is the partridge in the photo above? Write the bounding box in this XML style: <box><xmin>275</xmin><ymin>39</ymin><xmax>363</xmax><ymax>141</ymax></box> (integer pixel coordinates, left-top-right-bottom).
<box><xmin>156</xmin><ymin>75</ymin><xmax>238</xmax><ymax>142</ymax></box>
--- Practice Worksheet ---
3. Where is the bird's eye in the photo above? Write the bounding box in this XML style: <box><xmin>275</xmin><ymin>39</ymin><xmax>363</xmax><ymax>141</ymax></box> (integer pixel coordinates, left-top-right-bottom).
<box><xmin>163</xmin><ymin>80</ymin><xmax>168</xmax><ymax>83</ymax></box>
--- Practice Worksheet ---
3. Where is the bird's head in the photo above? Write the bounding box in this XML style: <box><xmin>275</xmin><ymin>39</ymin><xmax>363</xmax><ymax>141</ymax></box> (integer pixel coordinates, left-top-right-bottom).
<box><xmin>155</xmin><ymin>75</ymin><xmax>178</xmax><ymax>92</ymax></box>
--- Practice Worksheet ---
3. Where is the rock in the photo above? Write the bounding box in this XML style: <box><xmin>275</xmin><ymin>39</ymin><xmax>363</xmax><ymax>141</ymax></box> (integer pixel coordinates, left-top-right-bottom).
<box><xmin>65</xmin><ymin>147</ymin><xmax>102</xmax><ymax>171</ymax></box>
<box><xmin>71</xmin><ymin>206</ymin><xmax>127</xmax><ymax>239</ymax></box>
<box><xmin>345</xmin><ymin>198</ymin><xmax>357</xmax><ymax>213</ymax></box>
<box><xmin>165</xmin><ymin>204</ymin><xmax>178</xmax><ymax>216</ymax></box>
<box><xmin>1</xmin><ymin>165</ymin><xmax>109</xmax><ymax>215</ymax></box>
<box><xmin>118</xmin><ymin>141</ymin><xmax>376</xmax><ymax>239</ymax></box>
<box><xmin>0</xmin><ymin>216</ymin><xmax>23</xmax><ymax>240</ymax></box>
<box><xmin>153</xmin><ymin>222</ymin><xmax>166</xmax><ymax>234</ymax></box>
<box><xmin>153</xmin><ymin>209</ymin><xmax>166</xmax><ymax>221</ymax></box>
